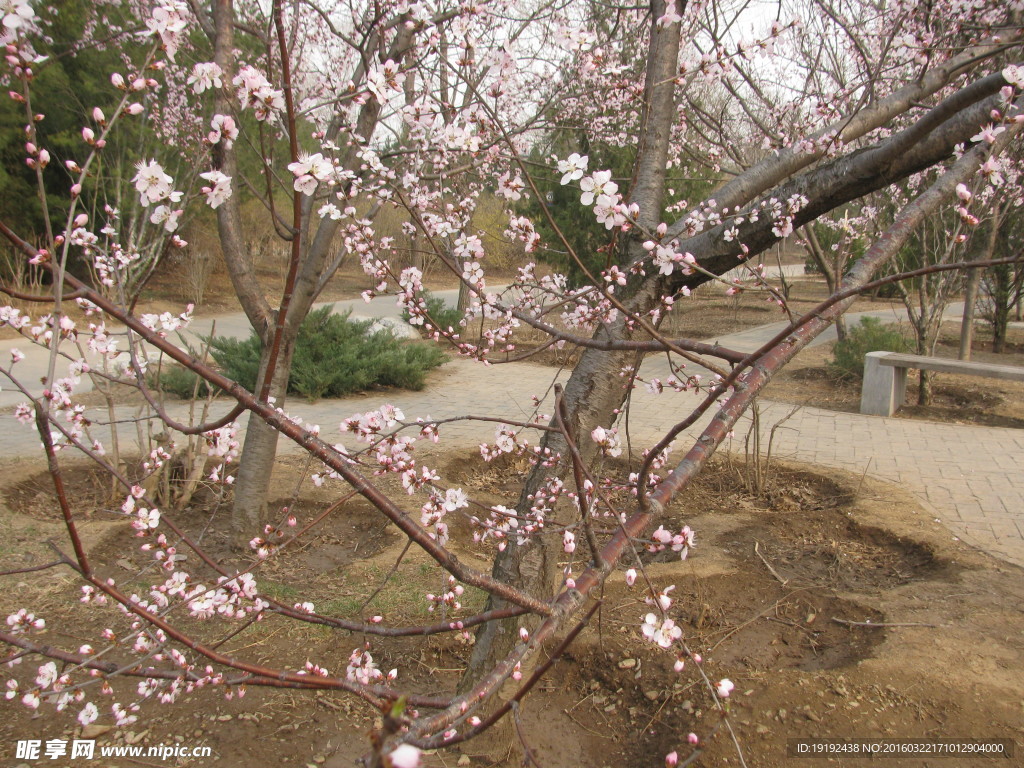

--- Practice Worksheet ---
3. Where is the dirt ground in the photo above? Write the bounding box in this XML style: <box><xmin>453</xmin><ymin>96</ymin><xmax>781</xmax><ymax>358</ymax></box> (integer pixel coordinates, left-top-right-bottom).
<box><xmin>766</xmin><ymin>322</ymin><xmax>1024</xmax><ymax>429</ymax></box>
<box><xmin>1</xmin><ymin>449</ymin><xmax>1021</xmax><ymax>768</ymax></box>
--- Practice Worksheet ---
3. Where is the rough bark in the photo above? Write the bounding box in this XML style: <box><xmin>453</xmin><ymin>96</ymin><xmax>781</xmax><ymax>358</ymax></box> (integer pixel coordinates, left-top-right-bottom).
<box><xmin>230</xmin><ymin>334</ymin><xmax>297</xmax><ymax>548</ymax></box>
<box><xmin>959</xmin><ymin>220</ymin><xmax>998</xmax><ymax>359</ymax></box>
<box><xmin>959</xmin><ymin>268</ymin><xmax>981</xmax><ymax>360</ymax></box>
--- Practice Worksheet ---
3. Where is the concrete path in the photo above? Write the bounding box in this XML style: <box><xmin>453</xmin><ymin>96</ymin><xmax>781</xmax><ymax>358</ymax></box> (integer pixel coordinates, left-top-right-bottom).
<box><xmin>1</xmin><ymin>291</ymin><xmax>1021</xmax><ymax>568</ymax></box>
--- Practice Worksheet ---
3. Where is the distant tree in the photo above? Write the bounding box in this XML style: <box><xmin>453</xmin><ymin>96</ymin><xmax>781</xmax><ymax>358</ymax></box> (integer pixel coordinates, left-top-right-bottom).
<box><xmin>978</xmin><ymin>194</ymin><xmax>1024</xmax><ymax>352</ymax></box>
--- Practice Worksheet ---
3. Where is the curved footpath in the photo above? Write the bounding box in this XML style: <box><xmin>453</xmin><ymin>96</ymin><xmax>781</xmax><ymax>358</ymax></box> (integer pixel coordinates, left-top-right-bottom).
<box><xmin>0</xmin><ymin>292</ymin><xmax>1021</xmax><ymax>568</ymax></box>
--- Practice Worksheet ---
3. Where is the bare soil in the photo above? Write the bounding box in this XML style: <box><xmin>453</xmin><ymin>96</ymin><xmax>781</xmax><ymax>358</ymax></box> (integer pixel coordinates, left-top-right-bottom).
<box><xmin>1</xmin><ymin>449</ymin><xmax>1021</xmax><ymax>768</ymax></box>
<box><xmin>766</xmin><ymin>323</ymin><xmax>1024</xmax><ymax>429</ymax></box>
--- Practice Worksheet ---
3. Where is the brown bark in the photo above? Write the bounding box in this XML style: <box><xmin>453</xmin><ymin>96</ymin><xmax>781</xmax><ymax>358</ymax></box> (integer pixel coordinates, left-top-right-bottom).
<box><xmin>804</xmin><ymin>224</ymin><xmax>847</xmax><ymax>342</ymax></box>
<box><xmin>230</xmin><ymin>334</ymin><xmax>297</xmax><ymax>548</ymax></box>
<box><xmin>959</xmin><ymin>219</ymin><xmax>998</xmax><ymax>359</ymax></box>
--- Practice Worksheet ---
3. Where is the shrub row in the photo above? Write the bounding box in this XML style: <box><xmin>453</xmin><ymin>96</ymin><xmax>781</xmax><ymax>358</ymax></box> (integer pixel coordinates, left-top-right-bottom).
<box><xmin>150</xmin><ymin>307</ymin><xmax>446</xmax><ymax>400</ymax></box>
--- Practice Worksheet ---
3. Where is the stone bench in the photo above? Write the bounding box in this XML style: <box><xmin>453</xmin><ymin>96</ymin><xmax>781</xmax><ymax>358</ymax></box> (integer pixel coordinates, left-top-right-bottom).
<box><xmin>860</xmin><ymin>351</ymin><xmax>1024</xmax><ymax>416</ymax></box>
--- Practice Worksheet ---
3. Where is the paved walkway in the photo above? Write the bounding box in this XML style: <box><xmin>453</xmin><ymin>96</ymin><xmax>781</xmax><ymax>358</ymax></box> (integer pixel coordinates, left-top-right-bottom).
<box><xmin>1</xmin><ymin>292</ymin><xmax>1022</xmax><ymax>568</ymax></box>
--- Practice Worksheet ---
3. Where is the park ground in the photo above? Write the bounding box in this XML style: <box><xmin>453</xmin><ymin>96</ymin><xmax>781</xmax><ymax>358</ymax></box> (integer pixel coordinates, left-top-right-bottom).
<box><xmin>1</xmin><ymin>253</ymin><xmax>1022</xmax><ymax>767</ymax></box>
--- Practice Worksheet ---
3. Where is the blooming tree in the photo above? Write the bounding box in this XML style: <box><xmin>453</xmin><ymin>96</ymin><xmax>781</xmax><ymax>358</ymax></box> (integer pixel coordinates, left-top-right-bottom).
<box><xmin>1</xmin><ymin>0</ymin><xmax>1023</xmax><ymax>765</ymax></box>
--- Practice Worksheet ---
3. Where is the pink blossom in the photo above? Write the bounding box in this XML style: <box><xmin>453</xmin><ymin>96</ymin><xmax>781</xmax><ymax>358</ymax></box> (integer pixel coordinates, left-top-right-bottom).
<box><xmin>146</xmin><ymin>1</ymin><xmax>189</xmax><ymax>59</ymax></box>
<box><xmin>557</xmin><ymin>153</ymin><xmax>588</xmax><ymax>185</ymax></box>
<box><xmin>716</xmin><ymin>678</ymin><xmax>735</xmax><ymax>698</ymax></box>
<box><xmin>580</xmin><ymin>170</ymin><xmax>618</xmax><ymax>206</ymax></box>
<box><xmin>208</xmin><ymin>114</ymin><xmax>238</xmax><ymax>148</ymax></box>
<box><xmin>36</xmin><ymin>661</ymin><xmax>58</xmax><ymax>688</ymax></box>
<box><xmin>233</xmin><ymin>65</ymin><xmax>284</xmax><ymax>121</ymax></box>
<box><xmin>149</xmin><ymin>205</ymin><xmax>182</xmax><ymax>233</ymax></box>
<box><xmin>199</xmin><ymin>170</ymin><xmax>232</xmax><ymax>209</ymax></box>
<box><xmin>642</xmin><ymin>613</ymin><xmax>682</xmax><ymax>648</ymax></box>
<box><xmin>133</xmin><ymin>160</ymin><xmax>174</xmax><ymax>206</ymax></box>
<box><xmin>365</xmin><ymin>59</ymin><xmax>405</xmax><ymax>102</ymax></box>
<box><xmin>970</xmin><ymin>124</ymin><xmax>1005</xmax><ymax>144</ymax></box>
<box><xmin>657</xmin><ymin>2</ymin><xmax>682</xmax><ymax>27</ymax></box>
<box><xmin>563</xmin><ymin>530</ymin><xmax>576</xmax><ymax>553</ymax></box>
<box><xmin>188</xmin><ymin>62</ymin><xmax>224</xmax><ymax>94</ymax></box>
<box><xmin>591</xmin><ymin>425</ymin><xmax>623</xmax><ymax>457</ymax></box>
<box><xmin>1002</xmin><ymin>65</ymin><xmax>1024</xmax><ymax>88</ymax></box>
<box><xmin>496</xmin><ymin>171</ymin><xmax>525</xmax><ymax>201</ymax></box>
<box><xmin>2</xmin><ymin>0</ymin><xmax>35</xmax><ymax>30</ymax></box>
<box><xmin>77</xmin><ymin>702</ymin><xmax>99</xmax><ymax>727</ymax></box>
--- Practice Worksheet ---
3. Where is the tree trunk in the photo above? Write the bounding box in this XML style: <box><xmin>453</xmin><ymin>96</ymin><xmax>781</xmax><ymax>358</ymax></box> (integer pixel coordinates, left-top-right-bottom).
<box><xmin>230</xmin><ymin>333</ymin><xmax>297</xmax><ymax>549</ymax></box>
<box><xmin>464</xmin><ymin>0</ymin><xmax>681</xmax><ymax>685</ymax></box>
<box><xmin>835</xmin><ymin>314</ymin><xmax>848</xmax><ymax>343</ymax></box>
<box><xmin>918</xmin><ymin>368</ymin><xmax>933</xmax><ymax>406</ymax></box>
<box><xmin>802</xmin><ymin>225</ymin><xmax>846</xmax><ymax>341</ymax></box>
<box><xmin>990</xmin><ymin>264</ymin><xmax>1011</xmax><ymax>353</ymax></box>
<box><xmin>959</xmin><ymin>266</ymin><xmax>980</xmax><ymax>360</ymax></box>
<box><xmin>993</xmin><ymin>315</ymin><xmax>1007</xmax><ymax>353</ymax></box>
<box><xmin>463</xmin><ymin>333</ymin><xmax>643</xmax><ymax>683</ymax></box>
<box><xmin>960</xmin><ymin>218</ymin><xmax>997</xmax><ymax>360</ymax></box>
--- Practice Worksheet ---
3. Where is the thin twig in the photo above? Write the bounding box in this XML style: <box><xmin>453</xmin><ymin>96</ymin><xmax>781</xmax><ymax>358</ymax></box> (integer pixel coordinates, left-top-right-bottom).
<box><xmin>855</xmin><ymin>457</ymin><xmax>873</xmax><ymax>498</ymax></box>
<box><xmin>754</xmin><ymin>541</ymin><xmax>789</xmax><ymax>586</ymax></box>
<box><xmin>511</xmin><ymin>701</ymin><xmax>544</xmax><ymax>768</ymax></box>
<box><xmin>832</xmin><ymin>618</ymin><xmax>940</xmax><ymax>628</ymax></box>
